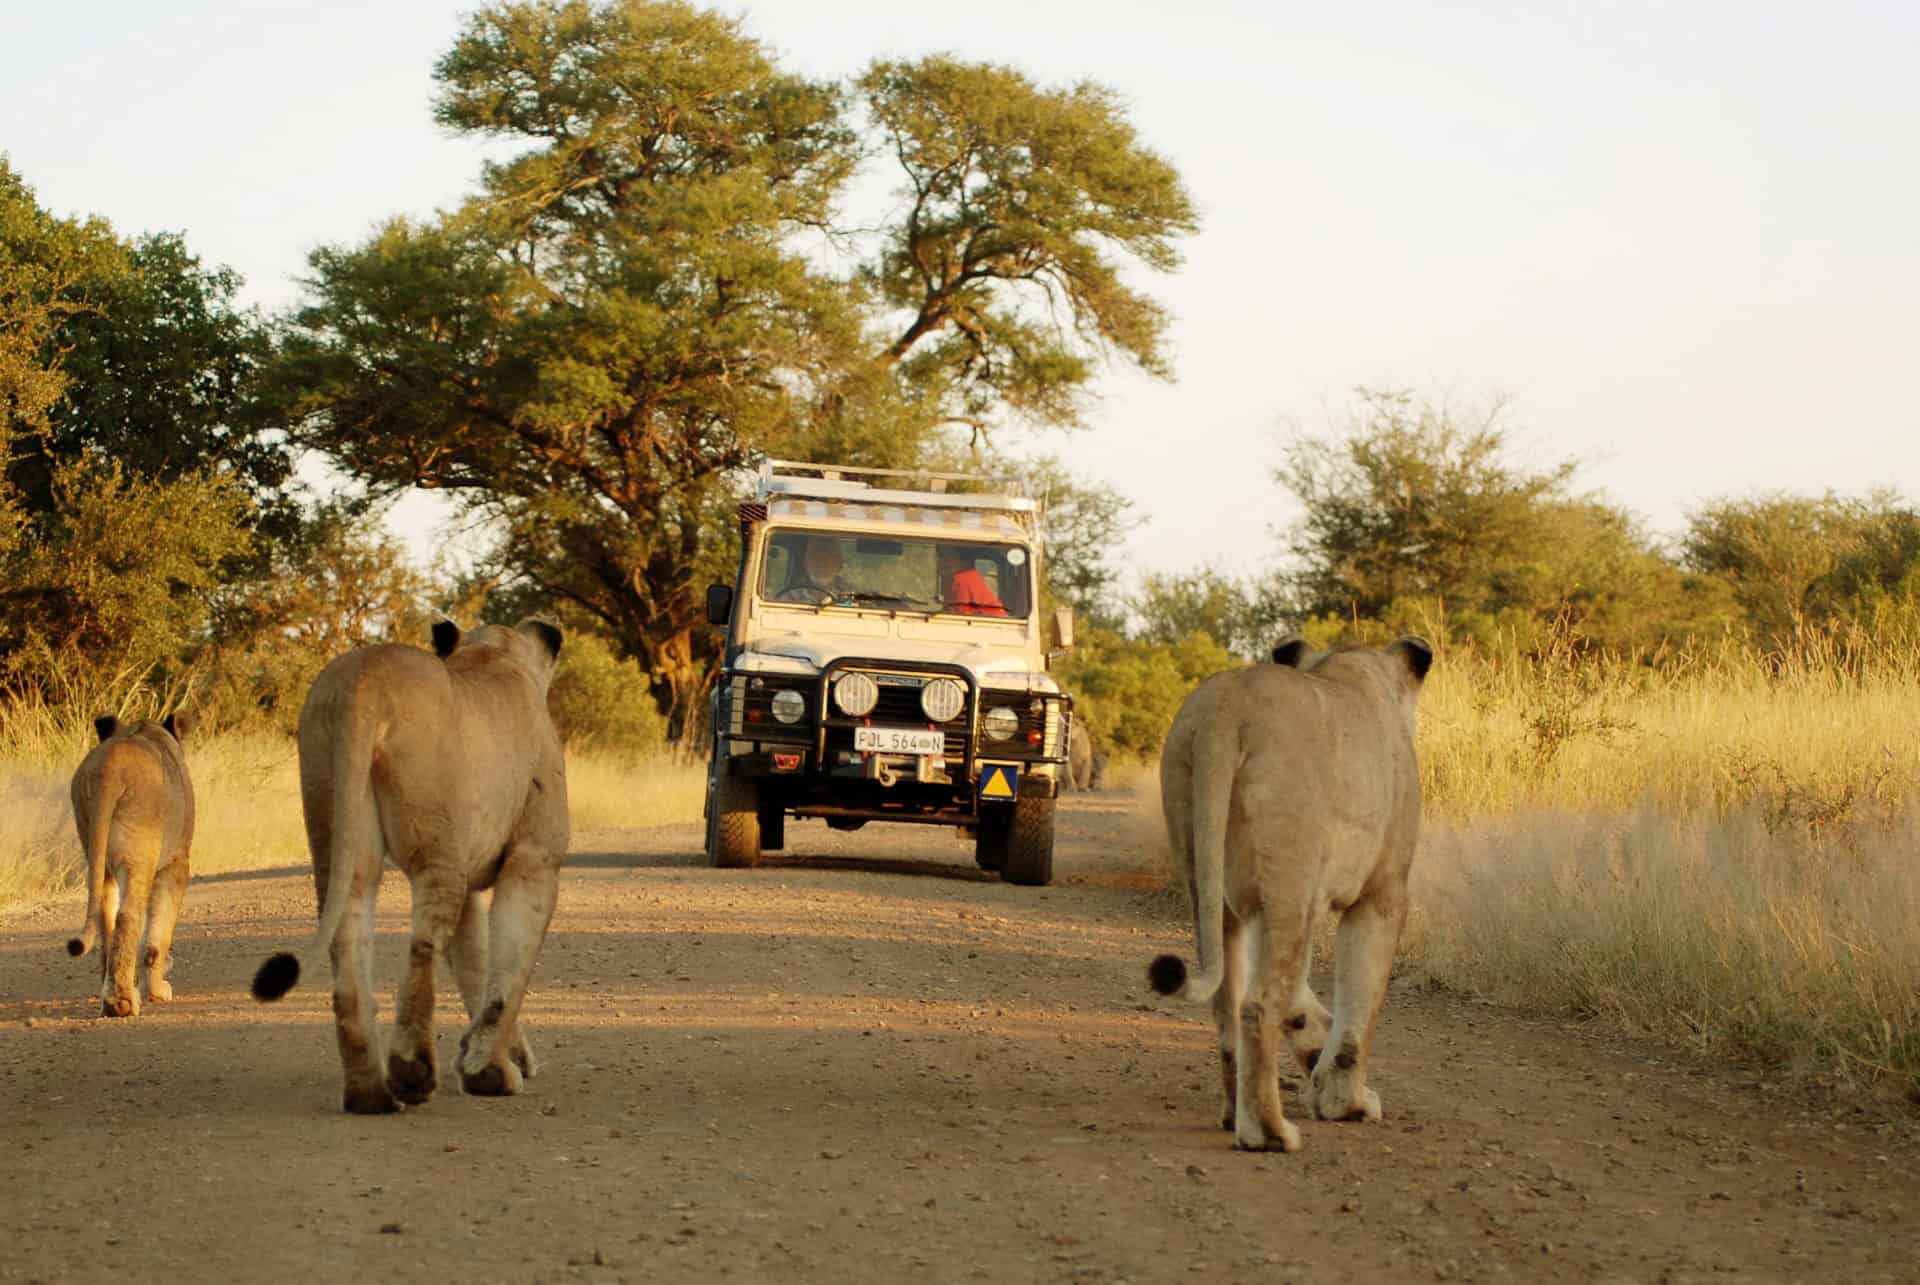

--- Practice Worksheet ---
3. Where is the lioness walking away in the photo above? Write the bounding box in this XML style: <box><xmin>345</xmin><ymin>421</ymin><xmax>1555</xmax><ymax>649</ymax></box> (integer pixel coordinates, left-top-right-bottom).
<box><xmin>1150</xmin><ymin>636</ymin><xmax>1433</xmax><ymax>1152</ymax></box>
<box><xmin>67</xmin><ymin>712</ymin><xmax>196</xmax><ymax>1017</ymax></box>
<box><xmin>252</xmin><ymin>619</ymin><xmax>569</xmax><ymax>1114</ymax></box>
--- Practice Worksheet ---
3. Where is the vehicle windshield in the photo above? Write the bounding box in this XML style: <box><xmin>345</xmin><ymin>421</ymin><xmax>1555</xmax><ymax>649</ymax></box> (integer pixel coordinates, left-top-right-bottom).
<box><xmin>757</xmin><ymin>529</ymin><xmax>1032</xmax><ymax>619</ymax></box>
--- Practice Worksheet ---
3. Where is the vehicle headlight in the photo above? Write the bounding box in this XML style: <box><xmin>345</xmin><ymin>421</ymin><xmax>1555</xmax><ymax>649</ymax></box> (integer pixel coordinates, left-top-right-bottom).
<box><xmin>771</xmin><ymin>688</ymin><xmax>806</xmax><ymax>725</ymax></box>
<box><xmin>834</xmin><ymin>672</ymin><xmax>878</xmax><ymax>717</ymax></box>
<box><xmin>921</xmin><ymin>677</ymin><xmax>966</xmax><ymax>723</ymax></box>
<box><xmin>982</xmin><ymin>705</ymin><xmax>1019</xmax><ymax>742</ymax></box>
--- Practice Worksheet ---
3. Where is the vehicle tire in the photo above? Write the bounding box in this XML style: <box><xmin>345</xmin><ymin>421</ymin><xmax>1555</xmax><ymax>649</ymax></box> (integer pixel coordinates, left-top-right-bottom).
<box><xmin>708</xmin><ymin>769</ymin><xmax>761</xmax><ymax>869</ymax></box>
<box><xmin>974</xmin><ymin>808</ymin><xmax>1010</xmax><ymax>872</ymax></box>
<box><xmin>759</xmin><ymin>802</ymin><xmax>786</xmax><ymax>851</ymax></box>
<box><xmin>999</xmin><ymin>797</ymin><xmax>1055</xmax><ymax>886</ymax></box>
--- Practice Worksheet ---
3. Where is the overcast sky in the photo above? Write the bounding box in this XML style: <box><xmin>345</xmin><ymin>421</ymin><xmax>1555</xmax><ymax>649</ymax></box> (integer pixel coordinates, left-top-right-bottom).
<box><xmin>5</xmin><ymin>0</ymin><xmax>1915</xmax><ymax>583</ymax></box>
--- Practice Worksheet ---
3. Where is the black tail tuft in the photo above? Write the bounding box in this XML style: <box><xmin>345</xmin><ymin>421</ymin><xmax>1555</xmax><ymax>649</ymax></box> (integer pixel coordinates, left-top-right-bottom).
<box><xmin>66</xmin><ymin>937</ymin><xmax>84</xmax><ymax>957</ymax></box>
<box><xmin>253</xmin><ymin>953</ymin><xmax>300</xmax><ymax>1001</ymax></box>
<box><xmin>431</xmin><ymin>619</ymin><xmax>461</xmax><ymax>658</ymax></box>
<box><xmin>1148</xmin><ymin>954</ymin><xmax>1188</xmax><ymax>996</ymax></box>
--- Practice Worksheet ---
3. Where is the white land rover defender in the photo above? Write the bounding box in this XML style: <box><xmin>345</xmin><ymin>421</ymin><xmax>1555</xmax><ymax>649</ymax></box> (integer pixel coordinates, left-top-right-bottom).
<box><xmin>702</xmin><ymin>460</ymin><xmax>1078</xmax><ymax>885</ymax></box>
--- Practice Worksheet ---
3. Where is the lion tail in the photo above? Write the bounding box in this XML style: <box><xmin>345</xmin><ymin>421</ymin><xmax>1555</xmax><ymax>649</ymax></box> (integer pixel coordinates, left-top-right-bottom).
<box><xmin>253</xmin><ymin>697</ymin><xmax>381</xmax><ymax>1002</ymax></box>
<box><xmin>1149</xmin><ymin>716</ymin><xmax>1237</xmax><ymax>1006</ymax></box>
<box><xmin>67</xmin><ymin>777</ymin><xmax>123</xmax><ymax>958</ymax></box>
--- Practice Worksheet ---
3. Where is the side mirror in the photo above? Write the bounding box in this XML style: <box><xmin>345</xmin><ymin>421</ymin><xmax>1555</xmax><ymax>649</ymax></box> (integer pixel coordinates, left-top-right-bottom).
<box><xmin>706</xmin><ymin>583</ymin><xmax>734</xmax><ymax>627</ymax></box>
<box><xmin>1052</xmin><ymin>606</ymin><xmax>1076</xmax><ymax>651</ymax></box>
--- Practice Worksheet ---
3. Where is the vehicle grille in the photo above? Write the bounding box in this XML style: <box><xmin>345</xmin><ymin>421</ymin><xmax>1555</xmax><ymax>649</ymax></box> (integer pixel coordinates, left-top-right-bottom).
<box><xmin>822</xmin><ymin>669</ymin><xmax>971</xmax><ymax>760</ymax></box>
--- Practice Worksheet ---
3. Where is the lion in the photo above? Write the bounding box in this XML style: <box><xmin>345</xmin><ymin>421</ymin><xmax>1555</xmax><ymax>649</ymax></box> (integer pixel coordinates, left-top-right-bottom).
<box><xmin>251</xmin><ymin>618</ymin><xmax>569</xmax><ymax>1114</ymax></box>
<box><xmin>66</xmin><ymin>711</ymin><xmax>196</xmax><ymax>1017</ymax></box>
<box><xmin>1064</xmin><ymin>716</ymin><xmax>1103</xmax><ymax>792</ymax></box>
<box><xmin>1148</xmin><ymin>634</ymin><xmax>1433</xmax><ymax>1152</ymax></box>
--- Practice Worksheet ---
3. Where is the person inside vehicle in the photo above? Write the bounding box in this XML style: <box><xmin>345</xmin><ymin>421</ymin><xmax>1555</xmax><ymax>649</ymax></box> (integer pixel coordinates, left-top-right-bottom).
<box><xmin>776</xmin><ymin>535</ymin><xmax>850</xmax><ymax>603</ymax></box>
<box><xmin>938</xmin><ymin>545</ymin><xmax>1007</xmax><ymax>617</ymax></box>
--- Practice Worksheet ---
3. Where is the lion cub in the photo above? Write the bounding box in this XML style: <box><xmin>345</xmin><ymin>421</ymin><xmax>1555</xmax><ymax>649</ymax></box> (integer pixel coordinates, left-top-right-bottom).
<box><xmin>67</xmin><ymin>712</ymin><xmax>196</xmax><ymax>1018</ymax></box>
<box><xmin>1150</xmin><ymin>636</ymin><xmax>1432</xmax><ymax>1152</ymax></box>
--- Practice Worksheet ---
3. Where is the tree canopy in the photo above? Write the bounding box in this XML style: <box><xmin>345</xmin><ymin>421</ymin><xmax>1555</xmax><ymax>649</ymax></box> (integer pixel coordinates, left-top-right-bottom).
<box><xmin>1270</xmin><ymin>387</ymin><xmax>1714</xmax><ymax>652</ymax></box>
<box><xmin>0</xmin><ymin>161</ymin><xmax>273</xmax><ymax>695</ymax></box>
<box><xmin>265</xmin><ymin>0</ymin><xmax>1199</xmax><ymax>734</ymax></box>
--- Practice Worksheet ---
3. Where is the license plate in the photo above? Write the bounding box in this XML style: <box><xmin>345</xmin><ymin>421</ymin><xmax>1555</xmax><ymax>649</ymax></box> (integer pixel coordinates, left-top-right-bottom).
<box><xmin>854</xmin><ymin>726</ymin><xmax>944</xmax><ymax>755</ymax></box>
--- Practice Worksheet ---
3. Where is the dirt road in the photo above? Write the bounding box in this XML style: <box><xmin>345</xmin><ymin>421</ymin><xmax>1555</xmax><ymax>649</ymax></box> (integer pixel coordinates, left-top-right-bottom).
<box><xmin>3</xmin><ymin>789</ymin><xmax>1917</xmax><ymax>1284</ymax></box>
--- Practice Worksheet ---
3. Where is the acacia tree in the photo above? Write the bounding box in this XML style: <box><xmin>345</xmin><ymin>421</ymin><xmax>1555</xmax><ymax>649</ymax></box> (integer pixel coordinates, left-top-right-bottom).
<box><xmin>1682</xmin><ymin>491</ymin><xmax>1920</xmax><ymax>642</ymax></box>
<box><xmin>268</xmin><ymin>0</ymin><xmax>1197</xmax><ymax>736</ymax></box>
<box><xmin>1273</xmin><ymin>387</ymin><xmax>1703</xmax><ymax>651</ymax></box>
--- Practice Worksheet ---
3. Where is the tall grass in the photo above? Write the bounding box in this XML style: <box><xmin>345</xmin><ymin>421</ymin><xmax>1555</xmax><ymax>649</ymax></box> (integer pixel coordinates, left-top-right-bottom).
<box><xmin>1405</xmin><ymin>807</ymin><xmax>1920</xmax><ymax>1092</ymax></box>
<box><xmin>1402</xmin><ymin>626</ymin><xmax>1920</xmax><ymax>1096</ymax></box>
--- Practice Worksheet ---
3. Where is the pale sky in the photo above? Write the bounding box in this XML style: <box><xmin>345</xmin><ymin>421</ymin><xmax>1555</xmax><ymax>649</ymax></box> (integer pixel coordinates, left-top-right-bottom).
<box><xmin>5</xmin><ymin>1</ymin><xmax>1916</xmax><ymax>585</ymax></box>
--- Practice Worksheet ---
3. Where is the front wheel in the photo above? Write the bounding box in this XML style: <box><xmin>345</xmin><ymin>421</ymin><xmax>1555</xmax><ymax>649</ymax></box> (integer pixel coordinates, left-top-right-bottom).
<box><xmin>980</xmin><ymin>798</ymin><xmax>1054</xmax><ymax>886</ymax></box>
<box><xmin>707</xmin><ymin>768</ymin><xmax>761</xmax><ymax>869</ymax></box>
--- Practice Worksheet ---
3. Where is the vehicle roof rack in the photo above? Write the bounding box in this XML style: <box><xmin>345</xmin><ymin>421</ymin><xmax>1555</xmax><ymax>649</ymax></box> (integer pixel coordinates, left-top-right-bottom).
<box><xmin>755</xmin><ymin>459</ymin><xmax>1037</xmax><ymax>514</ymax></box>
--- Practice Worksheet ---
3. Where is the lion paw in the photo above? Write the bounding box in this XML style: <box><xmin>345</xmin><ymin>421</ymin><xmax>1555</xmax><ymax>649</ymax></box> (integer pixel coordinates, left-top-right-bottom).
<box><xmin>461</xmin><ymin>1058</ymin><xmax>525</xmax><ymax>1098</ymax></box>
<box><xmin>145</xmin><ymin>979</ymin><xmax>173</xmax><ymax>1005</ymax></box>
<box><xmin>1311</xmin><ymin>1067</ymin><xmax>1383</xmax><ymax>1122</ymax></box>
<box><xmin>387</xmin><ymin>1052</ymin><xmax>438</xmax><ymax>1106</ymax></box>
<box><xmin>1233</xmin><ymin>1117</ymin><xmax>1302</xmax><ymax>1153</ymax></box>
<box><xmin>101</xmin><ymin>992</ymin><xmax>139</xmax><ymax>1019</ymax></box>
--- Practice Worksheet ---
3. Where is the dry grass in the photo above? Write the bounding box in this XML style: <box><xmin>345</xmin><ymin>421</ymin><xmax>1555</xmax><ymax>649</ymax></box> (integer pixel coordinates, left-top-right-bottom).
<box><xmin>1405</xmin><ymin>807</ymin><xmax>1920</xmax><ymax>1093</ymax></box>
<box><xmin>564</xmin><ymin>751</ymin><xmax>707</xmax><ymax>833</ymax></box>
<box><xmin>1417</xmin><ymin>636</ymin><xmax>1920</xmax><ymax>825</ymax></box>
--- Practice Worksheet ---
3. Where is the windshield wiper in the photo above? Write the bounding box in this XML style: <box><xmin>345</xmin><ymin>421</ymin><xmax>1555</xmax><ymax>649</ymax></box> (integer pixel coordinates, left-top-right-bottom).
<box><xmin>840</xmin><ymin>592</ymin><xmax>938</xmax><ymax>611</ymax></box>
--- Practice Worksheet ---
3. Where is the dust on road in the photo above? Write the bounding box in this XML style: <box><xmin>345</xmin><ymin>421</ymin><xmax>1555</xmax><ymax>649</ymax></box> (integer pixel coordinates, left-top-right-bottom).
<box><xmin>3</xmin><ymin>790</ymin><xmax>1916</xmax><ymax>1283</ymax></box>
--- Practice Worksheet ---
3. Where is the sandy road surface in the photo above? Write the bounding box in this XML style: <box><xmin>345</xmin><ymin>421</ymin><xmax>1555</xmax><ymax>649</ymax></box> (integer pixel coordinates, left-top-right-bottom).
<box><xmin>3</xmin><ymin>789</ymin><xmax>1918</xmax><ymax>1284</ymax></box>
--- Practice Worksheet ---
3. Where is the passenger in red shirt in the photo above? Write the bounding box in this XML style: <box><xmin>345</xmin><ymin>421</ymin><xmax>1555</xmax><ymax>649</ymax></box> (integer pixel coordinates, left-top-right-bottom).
<box><xmin>939</xmin><ymin>546</ymin><xmax>1007</xmax><ymax>617</ymax></box>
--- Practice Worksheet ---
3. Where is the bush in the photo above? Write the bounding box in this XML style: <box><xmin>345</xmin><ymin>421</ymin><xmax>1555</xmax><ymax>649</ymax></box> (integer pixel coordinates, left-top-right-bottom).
<box><xmin>1056</xmin><ymin>627</ymin><xmax>1239</xmax><ymax>760</ymax></box>
<box><xmin>545</xmin><ymin>629</ymin><xmax>672</xmax><ymax>757</ymax></box>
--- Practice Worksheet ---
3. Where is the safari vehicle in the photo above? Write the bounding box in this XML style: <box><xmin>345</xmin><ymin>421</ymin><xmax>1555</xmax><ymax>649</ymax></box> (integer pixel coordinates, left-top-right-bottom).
<box><xmin>702</xmin><ymin>460</ymin><xmax>1078</xmax><ymax>885</ymax></box>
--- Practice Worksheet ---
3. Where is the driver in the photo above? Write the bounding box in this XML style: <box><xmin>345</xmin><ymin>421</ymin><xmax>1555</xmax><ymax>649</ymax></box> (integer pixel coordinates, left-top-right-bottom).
<box><xmin>777</xmin><ymin>535</ymin><xmax>850</xmax><ymax>603</ymax></box>
<box><xmin>938</xmin><ymin>545</ymin><xmax>1007</xmax><ymax>617</ymax></box>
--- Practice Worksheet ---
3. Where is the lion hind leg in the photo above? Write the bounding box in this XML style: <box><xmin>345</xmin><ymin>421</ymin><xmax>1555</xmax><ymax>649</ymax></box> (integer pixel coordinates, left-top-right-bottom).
<box><xmin>103</xmin><ymin>859</ymin><xmax>155</xmax><ymax>1019</ymax></box>
<box><xmin>1235</xmin><ymin>904</ymin><xmax>1311</xmax><ymax>1153</ymax></box>
<box><xmin>95</xmin><ymin>867</ymin><xmax>124</xmax><ymax>1003</ymax></box>
<box><xmin>1212</xmin><ymin>909</ymin><xmax>1252</xmax><ymax>1131</ymax></box>
<box><xmin>1311</xmin><ymin>890</ymin><xmax>1406</xmax><ymax>1123</ymax></box>
<box><xmin>332</xmin><ymin>869</ymin><xmax>395</xmax><ymax>1114</ymax></box>
<box><xmin>386</xmin><ymin>866</ymin><xmax>466</xmax><ymax>1106</ymax></box>
<box><xmin>448</xmin><ymin>890</ymin><xmax>489</xmax><ymax>1021</ymax></box>
<box><xmin>460</xmin><ymin>859</ymin><xmax>558</xmax><ymax>1097</ymax></box>
<box><xmin>142</xmin><ymin>853</ymin><xmax>190</xmax><ymax>1004</ymax></box>
<box><xmin>1285</xmin><ymin>940</ymin><xmax>1334</xmax><ymax>1075</ymax></box>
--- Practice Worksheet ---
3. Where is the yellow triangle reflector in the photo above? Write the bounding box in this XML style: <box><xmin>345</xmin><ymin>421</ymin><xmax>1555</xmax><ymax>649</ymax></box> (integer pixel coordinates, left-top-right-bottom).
<box><xmin>979</xmin><ymin>766</ymin><xmax>1016</xmax><ymax>798</ymax></box>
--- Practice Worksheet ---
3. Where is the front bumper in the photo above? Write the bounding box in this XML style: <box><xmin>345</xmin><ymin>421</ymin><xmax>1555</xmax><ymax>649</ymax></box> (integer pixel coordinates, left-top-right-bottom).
<box><xmin>715</xmin><ymin>657</ymin><xmax>1068</xmax><ymax>822</ymax></box>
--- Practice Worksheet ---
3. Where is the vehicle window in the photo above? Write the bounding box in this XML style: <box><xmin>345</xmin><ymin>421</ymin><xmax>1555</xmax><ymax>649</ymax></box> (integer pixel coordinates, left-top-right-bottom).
<box><xmin>759</xmin><ymin>530</ymin><xmax>1030</xmax><ymax>618</ymax></box>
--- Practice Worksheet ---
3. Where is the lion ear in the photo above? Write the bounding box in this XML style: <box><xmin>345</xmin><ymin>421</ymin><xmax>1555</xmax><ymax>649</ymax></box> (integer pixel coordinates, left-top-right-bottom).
<box><xmin>1391</xmin><ymin>637</ymin><xmax>1435</xmax><ymax>682</ymax></box>
<box><xmin>521</xmin><ymin>619</ymin><xmax>563</xmax><ymax>658</ymax></box>
<box><xmin>163</xmin><ymin>710</ymin><xmax>194</xmax><ymax>741</ymax></box>
<box><xmin>93</xmin><ymin>714</ymin><xmax>119</xmax><ymax>742</ymax></box>
<box><xmin>431</xmin><ymin>619</ymin><xmax>461</xmax><ymax>659</ymax></box>
<box><xmin>1271</xmin><ymin>636</ymin><xmax>1311</xmax><ymax>668</ymax></box>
